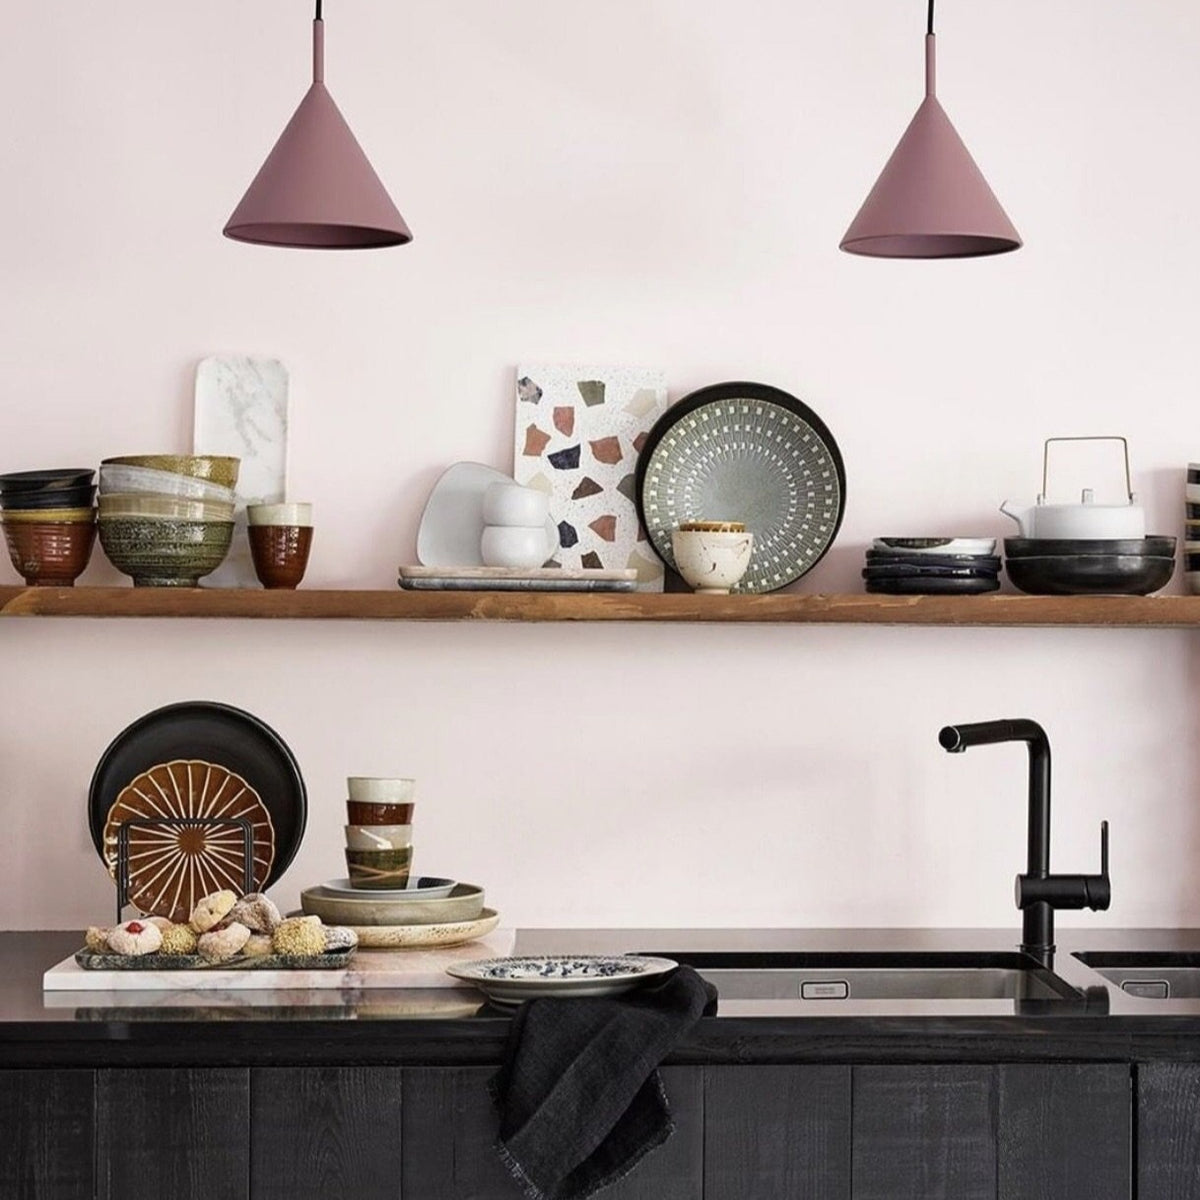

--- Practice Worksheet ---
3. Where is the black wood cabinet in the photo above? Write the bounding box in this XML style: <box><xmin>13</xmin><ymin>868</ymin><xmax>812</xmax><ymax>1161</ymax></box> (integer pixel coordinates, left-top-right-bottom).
<box><xmin>0</xmin><ymin>1060</ymin><xmax>1142</xmax><ymax>1200</ymax></box>
<box><xmin>1138</xmin><ymin>1063</ymin><xmax>1200</xmax><ymax>1200</ymax></box>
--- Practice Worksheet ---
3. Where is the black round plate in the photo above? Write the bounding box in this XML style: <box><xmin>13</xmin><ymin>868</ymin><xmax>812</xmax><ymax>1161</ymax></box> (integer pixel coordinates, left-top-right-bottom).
<box><xmin>0</xmin><ymin>468</ymin><xmax>94</xmax><ymax>492</ymax></box>
<box><xmin>88</xmin><ymin>701</ymin><xmax>307</xmax><ymax>889</ymax></box>
<box><xmin>866</xmin><ymin>576</ymin><xmax>1001</xmax><ymax>595</ymax></box>
<box><xmin>866</xmin><ymin>551</ymin><xmax>1001</xmax><ymax>570</ymax></box>
<box><xmin>1</xmin><ymin>486</ymin><xmax>96</xmax><ymax>510</ymax></box>
<box><xmin>862</xmin><ymin>563</ymin><xmax>1000</xmax><ymax>580</ymax></box>
<box><xmin>634</xmin><ymin>381</ymin><xmax>846</xmax><ymax>593</ymax></box>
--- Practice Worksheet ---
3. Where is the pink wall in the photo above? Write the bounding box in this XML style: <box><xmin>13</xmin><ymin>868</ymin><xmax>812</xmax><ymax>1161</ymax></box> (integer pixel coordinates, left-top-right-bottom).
<box><xmin>2</xmin><ymin>0</ymin><xmax>1199</xmax><ymax>931</ymax></box>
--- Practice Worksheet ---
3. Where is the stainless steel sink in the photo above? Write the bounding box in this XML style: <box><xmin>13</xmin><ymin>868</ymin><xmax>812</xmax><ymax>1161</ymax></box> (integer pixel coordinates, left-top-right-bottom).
<box><xmin>641</xmin><ymin>951</ymin><xmax>1080</xmax><ymax>1002</ymax></box>
<box><xmin>1073</xmin><ymin>952</ymin><xmax>1200</xmax><ymax>999</ymax></box>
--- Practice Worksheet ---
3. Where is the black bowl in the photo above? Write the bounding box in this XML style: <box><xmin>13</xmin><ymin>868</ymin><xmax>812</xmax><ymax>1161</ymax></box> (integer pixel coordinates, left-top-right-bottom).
<box><xmin>0</xmin><ymin>485</ymin><xmax>97</xmax><ymax>511</ymax></box>
<box><xmin>1187</xmin><ymin>503</ymin><xmax>1200</xmax><ymax>521</ymax></box>
<box><xmin>0</xmin><ymin>468</ymin><xmax>95</xmax><ymax>493</ymax></box>
<box><xmin>1004</xmin><ymin>537</ymin><xmax>1176</xmax><ymax>559</ymax></box>
<box><xmin>1006</xmin><ymin>554</ymin><xmax>1175</xmax><ymax>596</ymax></box>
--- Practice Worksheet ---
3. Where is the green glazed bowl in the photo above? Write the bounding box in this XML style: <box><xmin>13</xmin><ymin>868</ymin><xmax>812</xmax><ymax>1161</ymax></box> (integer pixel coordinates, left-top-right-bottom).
<box><xmin>98</xmin><ymin>518</ymin><xmax>234</xmax><ymax>587</ymax></box>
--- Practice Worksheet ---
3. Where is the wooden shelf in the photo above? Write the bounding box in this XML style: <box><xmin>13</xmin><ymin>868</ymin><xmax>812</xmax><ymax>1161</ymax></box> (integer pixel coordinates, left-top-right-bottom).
<box><xmin>1</xmin><ymin>586</ymin><xmax>1199</xmax><ymax>626</ymax></box>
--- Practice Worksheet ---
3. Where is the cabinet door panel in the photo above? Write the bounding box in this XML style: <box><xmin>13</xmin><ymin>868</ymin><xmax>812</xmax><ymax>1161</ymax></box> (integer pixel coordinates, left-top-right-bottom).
<box><xmin>852</xmin><ymin>1065</ymin><xmax>995</xmax><ymax>1200</ymax></box>
<box><xmin>401</xmin><ymin>1066</ymin><xmax>702</xmax><ymax>1200</ymax></box>
<box><xmin>997</xmin><ymin>1064</ymin><xmax>1130</xmax><ymax>1200</ymax></box>
<box><xmin>97</xmin><ymin>1067</ymin><xmax>249</xmax><ymax>1200</ymax></box>
<box><xmin>0</xmin><ymin>1069</ymin><xmax>94</xmax><ymax>1200</ymax></box>
<box><xmin>252</xmin><ymin>1067</ymin><xmax>402</xmax><ymax>1200</ymax></box>
<box><xmin>401</xmin><ymin>1067</ymin><xmax>522</xmax><ymax>1200</ymax></box>
<box><xmin>1138</xmin><ymin>1063</ymin><xmax>1200</xmax><ymax>1200</ymax></box>
<box><xmin>704</xmin><ymin>1065</ymin><xmax>851</xmax><ymax>1200</ymax></box>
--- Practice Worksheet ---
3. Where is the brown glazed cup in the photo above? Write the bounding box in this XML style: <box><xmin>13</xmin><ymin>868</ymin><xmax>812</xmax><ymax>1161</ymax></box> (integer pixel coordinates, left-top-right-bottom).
<box><xmin>2</xmin><ymin>517</ymin><xmax>96</xmax><ymax>586</ymax></box>
<box><xmin>345</xmin><ymin>846</ymin><xmax>413</xmax><ymax>890</ymax></box>
<box><xmin>248</xmin><ymin>525</ymin><xmax>313</xmax><ymax>589</ymax></box>
<box><xmin>346</xmin><ymin>801</ymin><xmax>415</xmax><ymax>826</ymax></box>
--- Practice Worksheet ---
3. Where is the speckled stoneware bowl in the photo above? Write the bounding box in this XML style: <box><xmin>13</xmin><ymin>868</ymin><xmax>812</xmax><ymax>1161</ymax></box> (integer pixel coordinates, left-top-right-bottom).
<box><xmin>98</xmin><ymin>518</ymin><xmax>234</xmax><ymax>587</ymax></box>
<box><xmin>102</xmin><ymin>455</ymin><xmax>240</xmax><ymax>490</ymax></box>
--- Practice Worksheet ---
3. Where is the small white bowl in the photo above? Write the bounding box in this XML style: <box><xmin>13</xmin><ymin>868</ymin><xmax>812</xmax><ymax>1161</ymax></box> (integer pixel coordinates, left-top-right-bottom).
<box><xmin>482</xmin><ymin>482</ymin><xmax>550</xmax><ymax>528</ymax></box>
<box><xmin>1186</xmin><ymin>485</ymin><xmax>1200</xmax><ymax>502</ymax></box>
<box><xmin>345</xmin><ymin>823</ymin><xmax>414</xmax><ymax>851</ymax></box>
<box><xmin>248</xmin><ymin>502</ymin><xmax>313</xmax><ymax>527</ymax></box>
<box><xmin>348</xmin><ymin>777</ymin><xmax>416</xmax><ymax>803</ymax></box>
<box><xmin>672</xmin><ymin>529</ymin><xmax>755</xmax><ymax>594</ymax></box>
<box><xmin>481</xmin><ymin>525</ymin><xmax>550</xmax><ymax>569</ymax></box>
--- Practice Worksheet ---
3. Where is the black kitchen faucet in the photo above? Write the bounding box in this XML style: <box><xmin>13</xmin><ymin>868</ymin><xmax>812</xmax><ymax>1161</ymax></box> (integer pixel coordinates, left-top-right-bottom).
<box><xmin>939</xmin><ymin>718</ymin><xmax>1110</xmax><ymax>960</ymax></box>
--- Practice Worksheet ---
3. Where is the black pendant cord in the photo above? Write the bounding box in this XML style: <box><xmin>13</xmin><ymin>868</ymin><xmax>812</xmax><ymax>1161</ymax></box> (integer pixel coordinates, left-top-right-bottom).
<box><xmin>316</xmin><ymin>0</ymin><xmax>323</xmax><ymax>20</ymax></box>
<box><xmin>927</xmin><ymin>0</ymin><xmax>935</xmax><ymax>35</ymax></box>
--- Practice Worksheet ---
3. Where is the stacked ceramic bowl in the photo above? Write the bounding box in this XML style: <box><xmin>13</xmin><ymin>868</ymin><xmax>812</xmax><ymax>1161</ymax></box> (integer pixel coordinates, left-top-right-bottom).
<box><xmin>344</xmin><ymin>777</ymin><xmax>416</xmax><ymax>890</ymax></box>
<box><xmin>1186</xmin><ymin>464</ymin><xmax>1200</xmax><ymax>594</ymax></box>
<box><xmin>1005</xmin><ymin>538</ymin><xmax>1176</xmax><ymax>595</ymax></box>
<box><xmin>97</xmin><ymin>455</ymin><xmax>239</xmax><ymax>587</ymax></box>
<box><xmin>0</xmin><ymin>469</ymin><xmax>97</xmax><ymax>586</ymax></box>
<box><xmin>864</xmin><ymin>538</ymin><xmax>1001</xmax><ymax>594</ymax></box>
<box><xmin>480</xmin><ymin>482</ymin><xmax>553</xmax><ymax>569</ymax></box>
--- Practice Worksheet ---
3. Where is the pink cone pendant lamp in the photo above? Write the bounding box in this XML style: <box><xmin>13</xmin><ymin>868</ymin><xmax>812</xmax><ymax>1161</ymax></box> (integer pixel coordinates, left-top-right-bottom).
<box><xmin>840</xmin><ymin>0</ymin><xmax>1020</xmax><ymax>259</ymax></box>
<box><xmin>224</xmin><ymin>0</ymin><xmax>412</xmax><ymax>250</ymax></box>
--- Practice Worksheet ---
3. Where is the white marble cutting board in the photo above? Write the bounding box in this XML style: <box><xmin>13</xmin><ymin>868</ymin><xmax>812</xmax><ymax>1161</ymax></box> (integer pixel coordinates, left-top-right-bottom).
<box><xmin>43</xmin><ymin>929</ymin><xmax>515</xmax><ymax>991</ymax></box>
<box><xmin>193</xmin><ymin>355</ymin><xmax>289</xmax><ymax>587</ymax></box>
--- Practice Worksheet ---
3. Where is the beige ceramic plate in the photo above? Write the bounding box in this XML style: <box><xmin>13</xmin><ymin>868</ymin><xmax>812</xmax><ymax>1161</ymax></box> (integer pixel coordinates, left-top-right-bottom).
<box><xmin>300</xmin><ymin>882</ymin><xmax>484</xmax><ymax>927</ymax></box>
<box><xmin>103</xmin><ymin>760</ymin><xmax>276</xmax><ymax>922</ymax></box>
<box><xmin>348</xmin><ymin>908</ymin><xmax>500</xmax><ymax>949</ymax></box>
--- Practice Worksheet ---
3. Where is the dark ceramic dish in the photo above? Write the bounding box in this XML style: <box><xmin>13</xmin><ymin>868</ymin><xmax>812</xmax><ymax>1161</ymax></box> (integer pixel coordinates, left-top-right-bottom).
<box><xmin>1006</xmin><ymin>554</ymin><xmax>1176</xmax><ymax>596</ymax></box>
<box><xmin>0</xmin><ymin>485</ymin><xmax>97</xmax><ymax>510</ymax></box>
<box><xmin>88</xmin><ymin>701</ymin><xmax>307</xmax><ymax>891</ymax></box>
<box><xmin>0</xmin><ymin>468</ymin><xmax>95</xmax><ymax>493</ymax></box>
<box><xmin>1004</xmin><ymin>537</ymin><xmax>1176</xmax><ymax>559</ymax></box>
<box><xmin>862</xmin><ymin>563</ymin><xmax>1000</xmax><ymax>580</ymax></box>
<box><xmin>866</xmin><ymin>576</ymin><xmax>1000</xmax><ymax>595</ymax></box>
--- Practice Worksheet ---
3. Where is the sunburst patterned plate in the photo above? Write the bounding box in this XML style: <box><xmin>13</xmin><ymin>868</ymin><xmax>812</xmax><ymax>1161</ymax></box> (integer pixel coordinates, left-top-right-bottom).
<box><xmin>635</xmin><ymin>381</ymin><xmax>846</xmax><ymax>593</ymax></box>
<box><xmin>102</xmin><ymin>760</ymin><xmax>275</xmax><ymax>922</ymax></box>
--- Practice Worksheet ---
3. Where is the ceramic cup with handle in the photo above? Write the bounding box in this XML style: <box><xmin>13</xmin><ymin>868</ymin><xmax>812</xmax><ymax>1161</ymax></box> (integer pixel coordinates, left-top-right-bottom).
<box><xmin>247</xmin><ymin>502</ymin><xmax>313</xmax><ymax>589</ymax></box>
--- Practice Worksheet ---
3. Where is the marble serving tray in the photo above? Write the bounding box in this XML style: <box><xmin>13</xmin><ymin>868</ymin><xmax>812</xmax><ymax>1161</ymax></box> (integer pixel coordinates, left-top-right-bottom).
<box><xmin>73</xmin><ymin>946</ymin><xmax>354</xmax><ymax>973</ymax></box>
<box><xmin>43</xmin><ymin>929</ymin><xmax>516</xmax><ymax>991</ymax></box>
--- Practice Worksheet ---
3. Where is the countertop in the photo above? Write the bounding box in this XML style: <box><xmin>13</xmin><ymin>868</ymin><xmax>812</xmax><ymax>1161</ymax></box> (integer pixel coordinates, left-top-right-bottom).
<box><xmin>8</xmin><ymin>927</ymin><xmax>1200</xmax><ymax>1067</ymax></box>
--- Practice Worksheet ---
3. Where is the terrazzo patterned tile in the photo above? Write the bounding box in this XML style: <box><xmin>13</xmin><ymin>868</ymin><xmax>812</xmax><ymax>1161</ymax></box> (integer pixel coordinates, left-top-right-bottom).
<box><xmin>514</xmin><ymin>364</ymin><xmax>667</xmax><ymax>591</ymax></box>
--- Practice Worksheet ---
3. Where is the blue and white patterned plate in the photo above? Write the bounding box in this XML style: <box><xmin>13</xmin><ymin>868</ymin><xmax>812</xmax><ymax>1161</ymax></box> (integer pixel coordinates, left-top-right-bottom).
<box><xmin>445</xmin><ymin>954</ymin><xmax>678</xmax><ymax>1005</ymax></box>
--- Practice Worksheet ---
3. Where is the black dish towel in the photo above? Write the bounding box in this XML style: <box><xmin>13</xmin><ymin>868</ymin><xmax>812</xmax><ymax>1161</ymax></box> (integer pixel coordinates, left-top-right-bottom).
<box><xmin>490</xmin><ymin>965</ymin><xmax>717</xmax><ymax>1200</ymax></box>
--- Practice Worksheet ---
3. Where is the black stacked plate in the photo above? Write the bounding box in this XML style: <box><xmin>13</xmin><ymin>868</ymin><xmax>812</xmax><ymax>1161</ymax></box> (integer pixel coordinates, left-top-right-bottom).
<box><xmin>864</xmin><ymin>538</ymin><xmax>1001</xmax><ymax>595</ymax></box>
<box><xmin>1004</xmin><ymin>538</ymin><xmax>1176</xmax><ymax>596</ymax></box>
<box><xmin>0</xmin><ymin>468</ymin><xmax>96</xmax><ymax>512</ymax></box>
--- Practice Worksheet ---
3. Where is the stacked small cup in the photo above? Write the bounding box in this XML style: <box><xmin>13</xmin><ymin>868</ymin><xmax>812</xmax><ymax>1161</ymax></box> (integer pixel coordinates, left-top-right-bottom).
<box><xmin>247</xmin><ymin>503</ymin><xmax>314</xmax><ymax>589</ymax></box>
<box><xmin>481</xmin><ymin>482</ymin><xmax>552</xmax><ymax>569</ymax></box>
<box><xmin>345</xmin><ymin>778</ymin><xmax>415</xmax><ymax>890</ymax></box>
<box><xmin>0</xmin><ymin>469</ymin><xmax>97</xmax><ymax>586</ymax></box>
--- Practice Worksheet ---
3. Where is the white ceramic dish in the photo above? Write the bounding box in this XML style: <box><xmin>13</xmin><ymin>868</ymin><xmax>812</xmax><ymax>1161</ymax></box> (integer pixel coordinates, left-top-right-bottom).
<box><xmin>873</xmin><ymin>537</ymin><xmax>997</xmax><ymax>556</ymax></box>
<box><xmin>445</xmin><ymin>954</ymin><xmax>678</xmax><ymax>1006</ymax></box>
<box><xmin>98</xmin><ymin>493</ymin><xmax>236</xmax><ymax>523</ymax></box>
<box><xmin>417</xmin><ymin>462</ymin><xmax>557</xmax><ymax>568</ymax></box>
<box><xmin>344</xmin><ymin>824</ymin><xmax>414</xmax><ymax>851</ymax></box>
<box><xmin>98</xmin><ymin>463</ymin><xmax>236</xmax><ymax>503</ymax></box>
<box><xmin>481</xmin><ymin>525</ymin><xmax>551</xmax><ymax>569</ymax></box>
<box><xmin>347</xmin><ymin>777</ymin><xmax>415</xmax><ymax>803</ymax></box>
<box><xmin>482</xmin><ymin>482</ymin><xmax>550</xmax><ymax>528</ymax></box>
<box><xmin>320</xmin><ymin>876</ymin><xmax>457</xmax><ymax>900</ymax></box>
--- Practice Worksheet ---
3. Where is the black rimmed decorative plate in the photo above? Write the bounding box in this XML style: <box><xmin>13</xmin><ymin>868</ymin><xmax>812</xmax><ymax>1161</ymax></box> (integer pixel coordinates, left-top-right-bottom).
<box><xmin>635</xmin><ymin>382</ymin><xmax>846</xmax><ymax>593</ymax></box>
<box><xmin>89</xmin><ymin>702</ymin><xmax>307</xmax><ymax>912</ymax></box>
